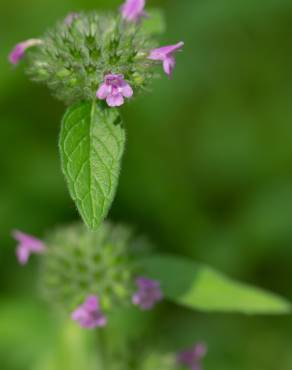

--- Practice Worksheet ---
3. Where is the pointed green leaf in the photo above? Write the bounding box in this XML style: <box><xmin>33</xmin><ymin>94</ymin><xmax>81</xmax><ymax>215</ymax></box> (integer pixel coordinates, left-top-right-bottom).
<box><xmin>59</xmin><ymin>102</ymin><xmax>125</xmax><ymax>230</ymax></box>
<box><xmin>141</xmin><ymin>254</ymin><xmax>291</xmax><ymax>314</ymax></box>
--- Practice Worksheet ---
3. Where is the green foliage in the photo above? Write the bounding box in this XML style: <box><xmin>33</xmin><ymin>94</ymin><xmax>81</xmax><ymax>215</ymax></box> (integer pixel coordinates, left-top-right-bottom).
<box><xmin>27</xmin><ymin>11</ymin><xmax>157</xmax><ymax>104</ymax></box>
<box><xmin>59</xmin><ymin>102</ymin><xmax>125</xmax><ymax>230</ymax></box>
<box><xmin>141</xmin><ymin>9</ymin><xmax>166</xmax><ymax>35</ymax></box>
<box><xmin>3</xmin><ymin>0</ymin><xmax>292</xmax><ymax>369</ymax></box>
<box><xmin>141</xmin><ymin>254</ymin><xmax>291</xmax><ymax>314</ymax></box>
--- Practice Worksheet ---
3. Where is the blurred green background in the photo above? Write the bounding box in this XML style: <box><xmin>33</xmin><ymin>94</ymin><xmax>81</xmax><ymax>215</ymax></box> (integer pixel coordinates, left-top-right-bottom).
<box><xmin>1</xmin><ymin>0</ymin><xmax>292</xmax><ymax>369</ymax></box>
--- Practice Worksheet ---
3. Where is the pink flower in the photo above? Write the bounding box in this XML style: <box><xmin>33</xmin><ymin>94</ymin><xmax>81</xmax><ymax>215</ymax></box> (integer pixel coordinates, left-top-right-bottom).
<box><xmin>12</xmin><ymin>230</ymin><xmax>46</xmax><ymax>265</ymax></box>
<box><xmin>64</xmin><ymin>12</ymin><xmax>79</xmax><ymax>26</ymax></box>
<box><xmin>148</xmin><ymin>41</ymin><xmax>184</xmax><ymax>76</ymax></box>
<box><xmin>96</xmin><ymin>74</ymin><xmax>133</xmax><ymax>107</ymax></box>
<box><xmin>132</xmin><ymin>277</ymin><xmax>163</xmax><ymax>310</ymax></box>
<box><xmin>120</xmin><ymin>0</ymin><xmax>146</xmax><ymax>23</ymax></box>
<box><xmin>9</xmin><ymin>39</ymin><xmax>42</xmax><ymax>65</ymax></box>
<box><xmin>177</xmin><ymin>342</ymin><xmax>207</xmax><ymax>370</ymax></box>
<box><xmin>71</xmin><ymin>295</ymin><xmax>107</xmax><ymax>329</ymax></box>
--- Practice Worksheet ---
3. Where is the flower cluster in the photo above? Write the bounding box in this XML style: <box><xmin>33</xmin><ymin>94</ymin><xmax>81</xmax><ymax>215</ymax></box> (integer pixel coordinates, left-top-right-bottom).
<box><xmin>12</xmin><ymin>227</ymin><xmax>207</xmax><ymax>367</ymax></box>
<box><xmin>72</xmin><ymin>277</ymin><xmax>162</xmax><ymax>329</ymax></box>
<box><xmin>9</xmin><ymin>0</ymin><xmax>184</xmax><ymax>106</ymax></box>
<box><xmin>12</xmin><ymin>223</ymin><xmax>163</xmax><ymax>329</ymax></box>
<box><xmin>177</xmin><ymin>343</ymin><xmax>207</xmax><ymax>370</ymax></box>
<box><xmin>12</xmin><ymin>226</ymin><xmax>207</xmax><ymax>369</ymax></box>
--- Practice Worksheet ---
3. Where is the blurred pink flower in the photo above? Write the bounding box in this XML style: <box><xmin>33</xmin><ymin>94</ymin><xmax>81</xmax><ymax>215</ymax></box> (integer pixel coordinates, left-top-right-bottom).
<box><xmin>9</xmin><ymin>39</ymin><xmax>42</xmax><ymax>65</ymax></box>
<box><xmin>177</xmin><ymin>342</ymin><xmax>207</xmax><ymax>370</ymax></box>
<box><xmin>132</xmin><ymin>277</ymin><xmax>163</xmax><ymax>310</ymax></box>
<box><xmin>71</xmin><ymin>295</ymin><xmax>107</xmax><ymax>329</ymax></box>
<box><xmin>13</xmin><ymin>230</ymin><xmax>46</xmax><ymax>265</ymax></box>
<box><xmin>120</xmin><ymin>0</ymin><xmax>146</xmax><ymax>23</ymax></box>
<box><xmin>64</xmin><ymin>12</ymin><xmax>79</xmax><ymax>25</ymax></box>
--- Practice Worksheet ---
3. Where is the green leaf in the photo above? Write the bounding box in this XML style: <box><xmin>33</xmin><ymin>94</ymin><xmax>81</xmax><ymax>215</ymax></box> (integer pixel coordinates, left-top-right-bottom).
<box><xmin>141</xmin><ymin>9</ymin><xmax>166</xmax><ymax>35</ymax></box>
<box><xmin>141</xmin><ymin>254</ymin><xmax>291</xmax><ymax>314</ymax></box>
<box><xmin>59</xmin><ymin>102</ymin><xmax>125</xmax><ymax>230</ymax></box>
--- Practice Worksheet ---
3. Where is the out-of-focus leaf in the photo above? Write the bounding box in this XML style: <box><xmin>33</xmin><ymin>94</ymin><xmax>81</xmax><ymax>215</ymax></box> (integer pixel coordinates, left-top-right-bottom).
<box><xmin>141</xmin><ymin>254</ymin><xmax>291</xmax><ymax>314</ymax></box>
<box><xmin>59</xmin><ymin>102</ymin><xmax>125</xmax><ymax>230</ymax></box>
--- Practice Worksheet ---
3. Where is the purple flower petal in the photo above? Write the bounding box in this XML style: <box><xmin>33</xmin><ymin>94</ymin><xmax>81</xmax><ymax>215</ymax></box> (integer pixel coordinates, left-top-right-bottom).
<box><xmin>132</xmin><ymin>276</ymin><xmax>163</xmax><ymax>310</ymax></box>
<box><xmin>16</xmin><ymin>246</ymin><xmax>30</xmax><ymax>265</ymax></box>
<box><xmin>193</xmin><ymin>343</ymin><xmax>207</xmax><ymax>358</ymax></box>
<box><xmin>96</xmin><ymin>83</ymin><xmax>111</xmax><ymax>99</ymax></box>
<box><xmin>9</xmin><ymin>44</ymin><xmax>25</xmax><ymax>65</ymax></box>
<box><xmin>120</xmin><ymin>0</ymin><xmax>146</xmax><ymax>23</ymax></box>
<box><xmin>9</xmin><ymin>39</ymin><xmax>42</xmax><ymax>65</ymax></box>
<box><xmin>83</xmin><ymin>295</ymin><xmax>99</xmax><ymax>311</ymax></box>
<box><xmin>105</xmin><ymin>73</ymin><xmax>124</xmax><ymax>83</ymax></box>
<box><xmin>149</xmin><ymin>42</ymin><xmax>184</xmax><ymax>60</ymax></box>
<box><xmin>13</xmin><ymin>230</ymin><xmax>45</xmax><ymax>252</ymax></box>
<box><xmin>12</xmin><ymin>230</ymin><xmax>46</xmax><ymax>265</ymax></box>
<box><xmin>121</xmin><ymin>83</ymin><xmax>133</xmax><ymax>98</ymax></box>
<box><xmin>94</xmin><ymin>315</ymin><xmax>107</xmax><ymax>327</ymax></box>
<box><xmin>64</xmin><ymin>12</ymin><xmax>79</xmax><ymax>25</ymax></box>
<box><xmin>177</xmin><ymin>342</ymin><xmax>207</xmax><ymax>370</ymax></box>
<box><xmin>71</xmin><ymin>307</ymin><xmax>87</xmax><ymax>322</ymax></box>
<box><xmin>148</xmin><ymin>41</ymin><xmax>184</xmax><ymax>76</ymax></box>
<box><xmin>163</xmin><ymin>56</ymin><xmax>176</xmax><ymax>76</ymax></box>
<box><xmin>71</xmin><ymin>295</ymin><xmax>107</xmax><ymax>329</ymax></box>
<box><xmin>106</xmin><ymin>93</ymin><xmax>124</xmax><ymax>107</ymax></box>
<box><xmin>96</xmin><ymin>74</ymin><xmax>133</xmax><ymax>107</ymax></box>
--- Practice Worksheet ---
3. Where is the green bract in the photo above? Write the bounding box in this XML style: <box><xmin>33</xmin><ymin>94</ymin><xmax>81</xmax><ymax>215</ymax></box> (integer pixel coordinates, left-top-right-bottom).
<box><xmin>27</xmin><ymin>11</ymin><xmax>157</xmax><ymax>105</ymax></box>
<box><xmin>40</xmin><ymin>222</ymin><xmax>150</xmax><ymax>312</ymax></box>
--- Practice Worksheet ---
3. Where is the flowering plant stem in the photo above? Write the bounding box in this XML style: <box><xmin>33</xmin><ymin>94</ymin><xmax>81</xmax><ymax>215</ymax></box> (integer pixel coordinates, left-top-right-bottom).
<box><xmin>9</xmin><ymin>1</ymin><xmax>292</xmax><ymax>369</ymax></box>
<box><xmin>97</xmin><ymin>330</ymin><xmax>109</xmax><ymax>370</ymax></box>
